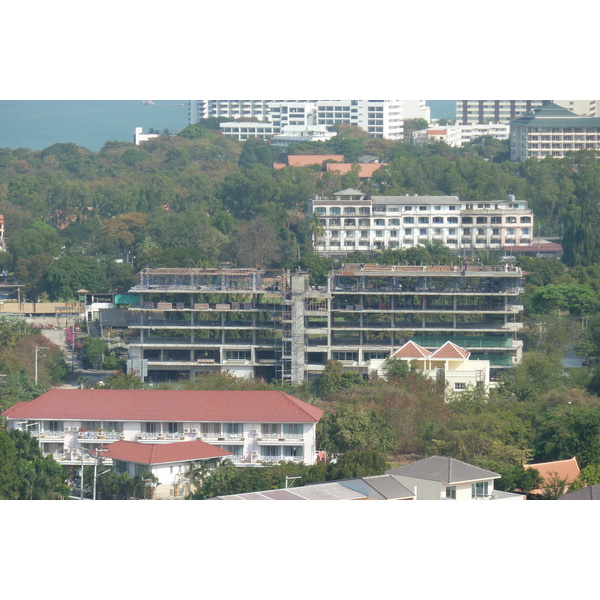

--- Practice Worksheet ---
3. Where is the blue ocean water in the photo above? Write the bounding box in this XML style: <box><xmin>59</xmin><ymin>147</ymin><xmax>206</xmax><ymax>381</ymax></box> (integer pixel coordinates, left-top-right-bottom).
<box><xmin>426</xmin><ymin>100</ymin><xmax>456</xmax><ymax>120</ymax></box>
<box><xmin>0</xmin><ymin>100</ymin><xmax>189</xmax><ymax>152</ymax></box>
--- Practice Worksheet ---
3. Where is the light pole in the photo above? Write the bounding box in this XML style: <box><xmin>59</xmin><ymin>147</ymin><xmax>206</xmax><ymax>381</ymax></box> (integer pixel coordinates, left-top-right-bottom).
<box><xmin>34</xmin><ymin>346</ymin><xmax>48</xmax><ymax>385</ymax></box>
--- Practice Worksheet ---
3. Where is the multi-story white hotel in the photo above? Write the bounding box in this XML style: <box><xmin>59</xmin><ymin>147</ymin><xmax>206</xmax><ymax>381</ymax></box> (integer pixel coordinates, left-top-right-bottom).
<box><xmin>310</xmin><ymin>189</ymin><xmax>534</xmax><ymax>257</ymax></box>
<box><xmin>189</xmin><ymin>100</ymin><xmax>408</xmax><ymax>140</ymax></box>
<box><xmin>456</xmin><ymin>100</ymin><xmax>596</xmax><ymax>125</ymax></box>
<box><xmin>510</xmin><ymin>101</ymin><xmax>600</xmax><ymax>161</ymax></box>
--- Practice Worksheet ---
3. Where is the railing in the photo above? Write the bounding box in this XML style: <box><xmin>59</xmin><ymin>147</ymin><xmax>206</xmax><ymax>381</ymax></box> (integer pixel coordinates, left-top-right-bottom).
<box><xmin>261</xmin><ymin>455</ymin><xmax>304</xmax><ymax>463</ymax></box>
<box><xmin>199</xmin><ymin>433</ymin><xmax>244</xmax><ymax>442</ymax></box>
<box><xmin>138</xmin><ymin>432</ymin><xmax>185</xmax><ymax>441</ymax></box>
<box><xmin>259</xmin><ymin>433</ymin><xmax>304</xmax><ymax>441</ymax></box>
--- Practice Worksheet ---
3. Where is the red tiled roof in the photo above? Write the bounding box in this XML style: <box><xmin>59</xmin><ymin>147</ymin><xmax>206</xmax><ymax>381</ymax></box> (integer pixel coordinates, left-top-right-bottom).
<box><xmin>97</xmin><ymin>440</ymin><xmax>232</xmax><ymax>465</ymax></box>
<box><xmin>325</xmin><ymin>163</ymin><xmax>386</xmax><ymax>177</ymax></box>
<box><xmin>428</xmin><ymin>341</ymin><xmax>470</xmax><ymax>360</ymax></box>
<box><xmin>2</xmin><ymin>390</ymin><xmax>324</xmax><ymax>424</ymax></box>
<box><xmin>392</xmin><ymin>340</ymin><xmax>430</xmax><ymax>359</ymax></box>
<box><xmin>287</xmin><ymin>155</ymin><xmax>344</xmax><ymax>167</ymax></box>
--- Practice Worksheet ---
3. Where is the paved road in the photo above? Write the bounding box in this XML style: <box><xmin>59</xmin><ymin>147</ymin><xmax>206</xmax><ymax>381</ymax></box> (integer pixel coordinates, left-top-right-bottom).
<box><xmin>31</xmin><ymin>319</ymin><xmax>117</xmax><ymax>387</ymax></box>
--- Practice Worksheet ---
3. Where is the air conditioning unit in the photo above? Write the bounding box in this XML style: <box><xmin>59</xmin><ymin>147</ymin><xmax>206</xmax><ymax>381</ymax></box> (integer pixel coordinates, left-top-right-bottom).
<box><xmin>64</xmin><ymin>427</ymin><xmax>71</xmax><ymax>432</ymax></box>
<box><xmin>251</xmin><ymin>451</ymin><xmax>259</xmax><ymax>457</ymax></box>
<box><xmin>251</xmin><ymin>428</ymin><xmax>258</xmax><ymax>435</ymax></box>
<box><xmin>184</xmin><ymin>428</ymin><xmax>190</xmax><ymax>434</ymax></box>
<box><xmin>191</xmin><ymin>428</ymin><xmax>198</xmax><ymax>434</ymax></box>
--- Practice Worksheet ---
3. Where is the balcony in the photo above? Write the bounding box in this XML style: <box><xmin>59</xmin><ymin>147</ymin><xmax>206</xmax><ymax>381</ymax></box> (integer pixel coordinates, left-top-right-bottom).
<box><xmin>258</xmin><ymin>433</ymin><xmax>304</xmax><ymax>441</ymax></box>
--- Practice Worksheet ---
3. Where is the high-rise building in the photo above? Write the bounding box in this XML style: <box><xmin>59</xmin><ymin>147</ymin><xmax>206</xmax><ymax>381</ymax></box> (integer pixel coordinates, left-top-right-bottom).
<box><xmin>188</xmin><ymin>99</ymin><xmax>407</xmax><ymax>139</ymax></box>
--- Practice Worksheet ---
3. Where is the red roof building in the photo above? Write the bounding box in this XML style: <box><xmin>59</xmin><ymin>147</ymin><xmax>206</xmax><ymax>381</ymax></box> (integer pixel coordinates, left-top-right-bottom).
<box><xmin>4</xmin><ymin>389</ymin><xmax>324</xmax><ymax>469</ymax></box>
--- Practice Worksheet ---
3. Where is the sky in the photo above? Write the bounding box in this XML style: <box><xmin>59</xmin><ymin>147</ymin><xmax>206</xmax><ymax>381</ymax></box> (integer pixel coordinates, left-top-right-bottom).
<box><xmin>4</xmin><ymin>1</ymin><xmax>600</xmax><ymax>596</ymax></box>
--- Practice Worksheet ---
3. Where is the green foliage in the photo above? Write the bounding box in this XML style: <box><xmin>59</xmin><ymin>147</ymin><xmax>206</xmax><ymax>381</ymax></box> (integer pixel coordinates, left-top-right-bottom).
<box><xmin>317</xmin><ymin>360</ymin><xmax>364</xmax><ymax>398</ymax></box>
<box><xmin>0</xmin><ymin>430</ymin><xmax>68</xmax><ymax>499</ymax></box>
<box><xmin>44</xmin><ymin>254</ymin><xmax>107</xmax><ymax>300</ymax></box>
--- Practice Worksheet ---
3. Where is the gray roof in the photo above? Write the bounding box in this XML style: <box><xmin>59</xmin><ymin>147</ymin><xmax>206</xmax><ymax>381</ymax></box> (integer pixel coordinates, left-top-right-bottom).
<box><xmin>359</xmin><ymin>475</ymin><xmax>415</xmax><ymax>499</ymax></box>
<box><xmin>511</xmin><ymin>101</ymin><xmax>600</xmax><ymax>129</ymax></box>
<box><xmin>212</xmin><ymin>482</ymin><xmax>366</xmax><ymax>500</ymax></box>
<box><xmin>386</xmin><ymin>455</ymin><xmax>500</xmax><ymax>484</ymax></box>
<box><xmin>558</xmin><ymin>484</ymin><xmax>600</xmax><ymax>500</ymax></box>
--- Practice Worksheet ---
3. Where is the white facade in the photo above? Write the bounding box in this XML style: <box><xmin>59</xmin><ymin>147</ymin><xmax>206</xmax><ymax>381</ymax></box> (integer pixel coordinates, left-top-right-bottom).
<box><xmin>412</xmin><ymin>123</ymin><xmax>509</xmax><ymax>147</ymax></box>
<box><xmin>9</xmin><ymin>418</ymin><xmax>318</xmax><ymax>468</ymax></box>
<box><xmin>134</xmin><ymin>127</ymin><xmax>159</xmax><ymax>145</ymax></box>
<box><xmin>310</xmin><ymin>189</ymin><xmax>534</xmax><ymax>256</ymax></box>
<box><xmin>402</xmin><ymin>100</ymin><xmax>431</xmax><ymax>122</ymax></box>
<box><xmin>219</xmin><ymin>121</ymin><xmax>276</xmax><ymax>141</ymax></box>
<box><xmin>189</xmin><ymin>99</ymin><xmax>406</xmax><ymax>140</ymax></box>
<box><xmin>370</xmin><ymin>340</ymin><xmax>491</xmax><ymax>395</ymax></box>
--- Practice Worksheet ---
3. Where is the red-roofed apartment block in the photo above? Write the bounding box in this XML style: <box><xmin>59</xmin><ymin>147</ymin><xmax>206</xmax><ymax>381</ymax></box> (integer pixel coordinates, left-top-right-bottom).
<box><xmin>3</xmin><ymin>389</ymin><xmax>324</xmax><ymax>475</ymax></box>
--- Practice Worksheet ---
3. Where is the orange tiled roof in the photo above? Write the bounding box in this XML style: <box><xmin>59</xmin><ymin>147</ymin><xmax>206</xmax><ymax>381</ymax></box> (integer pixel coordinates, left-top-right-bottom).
<box><xmin>325</xmin><ymin>163</ymin><xmax>385</xmax><ymax>178</ymax></box>
<box><xmin>287</xmin><ymin>155</ymin><xmax>344</xmax><ymax>167</ymax></box>
<box><xmin>525</xmin><ymin>456</ymin><xmax>581</xmax><ymax>486</ymax></box>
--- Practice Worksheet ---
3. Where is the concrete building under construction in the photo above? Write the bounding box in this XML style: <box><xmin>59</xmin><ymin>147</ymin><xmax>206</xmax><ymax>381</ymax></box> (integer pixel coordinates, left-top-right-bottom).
<box><xmin>117</xmin><ymin>264</ymin><xmax>524</xmax><ymax>384</ymax></box>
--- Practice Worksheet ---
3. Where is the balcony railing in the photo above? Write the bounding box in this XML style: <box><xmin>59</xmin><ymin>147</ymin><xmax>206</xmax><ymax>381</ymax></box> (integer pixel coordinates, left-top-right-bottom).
<box><xmin>259</xmin><ymin>433</ymin><xmax>304</xmax><ymax>441</ymax></box>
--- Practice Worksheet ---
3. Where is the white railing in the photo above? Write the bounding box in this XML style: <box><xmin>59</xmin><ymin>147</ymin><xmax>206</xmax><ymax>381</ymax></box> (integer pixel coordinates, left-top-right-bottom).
<box><xmin>261</xmin><ymin>455</ymin><xmax>303</xmax><ymax>463</ymax></box>
<box><xmin>38</xmin><ymin>432</ymin><xmax>64</xmax><ymax>440</ymax></box>
<box><xmin>199</xmin><ymin>433</ymin><xmax>244</xmax><ymax>441</ymax></box>
<box><xmin>260</xmin><ymin>433</ymin><xmax>304</xmax><ymax>441</ymax></box>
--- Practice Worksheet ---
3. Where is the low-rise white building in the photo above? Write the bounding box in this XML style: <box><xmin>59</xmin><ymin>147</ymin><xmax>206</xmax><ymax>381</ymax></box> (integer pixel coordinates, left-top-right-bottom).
<box><xmin>99</xmin><ymin>439</ymin><xmax>232</xmax><ymax>499</ymax></box>
<box><xmin>2</xmin><ymin>389</ymin><xmax>324</xmax><ymax>467</ymax></box>
<box><xmin>411</xmin><ymin>123</ymin><xmax>509</xmax><ymax>147</ymax></box>
<box><xmin>370</xmin><ymin>340</ymin><xmax>491</xmax><ymax>394</ymax></box>
<box><xmin>386</xmin><ymin>455</ymin><xmax>524</xmax><ymax>500</ymax></box>
<box><xmin>134</xmin><ymin>127</ymin><xmax>159</xmax><ymax>145</ymax></box>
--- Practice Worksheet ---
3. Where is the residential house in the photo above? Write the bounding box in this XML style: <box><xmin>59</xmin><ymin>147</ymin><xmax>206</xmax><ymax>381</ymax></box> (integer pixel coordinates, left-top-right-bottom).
<box><xmin>98</xmin><ymin>439</ymin><xmax>233</xmax><ymax>499</ymax></box>
<box><xmin>385</xmin><ymin>455</ymin><xmax>525</xmax><ymax>500</ymax></box>
<box><xmin>370</xmin><ymin>340</ymin><xmax>491</xmax><ymax>394</ymax></box>
<box><xmin>2</xmin><ymin>389</ymin><xmax>324</xmax><ymax>467</ymax></box>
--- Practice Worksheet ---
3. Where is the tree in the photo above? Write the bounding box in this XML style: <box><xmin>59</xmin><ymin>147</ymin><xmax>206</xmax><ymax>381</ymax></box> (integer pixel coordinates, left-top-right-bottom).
<box><xmin>317</xmin><ymin>360</ymin><xmax>364</xmax><ymax>398</ymax></box>
<box><xmin>44</xmin><ymin>254</ymin><xmax>107</xmax><ymax>300</ymax></box>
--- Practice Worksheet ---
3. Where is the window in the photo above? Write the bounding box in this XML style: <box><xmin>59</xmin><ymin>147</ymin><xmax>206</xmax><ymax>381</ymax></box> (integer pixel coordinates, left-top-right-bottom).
<box><xmin>432</xmin><ymin>217</ymin><xmax>443</xmax><ymax>224</ymax></box>
<box><xmin>471</xmin><ymin>481</ymin><xmax>489</xmax><ymax>499</ymax></box>
<box><xmin>454</xmin><ymin>382</ymin><xmax>466</xmax><ymax>390</ymax></box>
<box><xmin>332</xmin><ymin>351</ymin><xmax>358</xmax><ymax>362</ymax></box>
<box><xmin>403</xmin><ymin>217</ymin><xmax>414</xmax><ymax>224</ymax></box>
<box><xmin>225</xmin><ymin>350</ymin><xmax>251</xmax><ymax>361</ymax></box>
<box><xmin>445</xmin><ymin>486</ymin><xmax>456</xmax><ymax>499</ymax></box>
<box><xmin>374</xmin><ymin>219</ymin><xmax>385</xmax><ymax>226</ymax></box>
<box><xmin>283</xmin><ymin>424</ymin><xmax>302</xmax><ymax>438</ymax></box>
<box><xmin>330</xmin><ymin>207</ymin><xmax>341</xmax><ymax>215</ymax></box>
<box><xmin>418</xmin><ymin>217</ymin><xmax>429</xmax><ymax>224</ymax></box>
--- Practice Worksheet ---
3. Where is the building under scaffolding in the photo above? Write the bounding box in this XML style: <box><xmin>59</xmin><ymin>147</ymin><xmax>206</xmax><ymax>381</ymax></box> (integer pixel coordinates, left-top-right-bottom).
<box><xmin>118</xmin><ymin>265</ymin><xmax>524</xmax><ymax>384</ymax></box>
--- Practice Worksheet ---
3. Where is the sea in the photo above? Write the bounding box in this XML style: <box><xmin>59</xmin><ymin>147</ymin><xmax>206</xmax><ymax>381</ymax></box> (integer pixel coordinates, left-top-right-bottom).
<box><xmin>0</xmin><ymin>100</ymin><xmax>189</xmax><ymax>153</ymax></box>
<box><xmin>0</xmin><ymin>100</ymin><xmax>457</xmax><ymax>153</ymax></box>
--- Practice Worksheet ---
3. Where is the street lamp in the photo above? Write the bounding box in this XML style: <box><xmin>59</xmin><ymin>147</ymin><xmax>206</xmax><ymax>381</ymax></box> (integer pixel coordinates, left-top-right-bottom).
<box><xmin>34</xmin><ymin>346</ymin><xmax>48</xmax><ymax>385</ymax></box>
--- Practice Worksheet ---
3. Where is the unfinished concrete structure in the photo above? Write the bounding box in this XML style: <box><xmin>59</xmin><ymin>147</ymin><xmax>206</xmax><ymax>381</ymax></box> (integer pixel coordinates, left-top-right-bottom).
<box><xmin>120</xmin><ymin>264</ymin><xmax>524</xmax><ymax>384</ymax></box>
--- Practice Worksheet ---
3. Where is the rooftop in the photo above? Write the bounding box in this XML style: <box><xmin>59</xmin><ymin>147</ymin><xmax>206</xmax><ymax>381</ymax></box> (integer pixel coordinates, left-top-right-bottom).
<box><xmin>2</xmin><ymin>389</ymin><xmax>324</xmax><ymax>424</ymax></box>
<box><xmin>386</xmin><ymin>455</ymin><xmax>500</xmax><ymax>484</ymax></box>
<box><xmin>98</xmin><ymin>440</ymin><xmax>232</xmax><ymax>465</ymax></box>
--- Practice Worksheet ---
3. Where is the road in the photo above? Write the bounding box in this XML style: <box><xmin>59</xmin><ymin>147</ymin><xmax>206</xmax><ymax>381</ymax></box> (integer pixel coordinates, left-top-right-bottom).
<box><xmin>29</xmin><ymin>318</ymin><xmax>118</xmax><ymax>388</ymax></box>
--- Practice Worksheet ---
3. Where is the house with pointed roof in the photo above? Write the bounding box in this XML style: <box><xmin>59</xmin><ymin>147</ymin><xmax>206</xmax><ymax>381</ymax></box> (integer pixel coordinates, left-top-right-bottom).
<box><xmin>510</xmin><ymin>101</ymin><xmax>600</xmax><ymax>161</ymax></box>
<box><xmin>370</xmin><ymin>340</ymin><xmax>491</xmax><ymax>395</ymax></box>
<box><xmin>386</xmin><ymin>455</ymin><xmax>524</xmax><ymax>500</ymax></box>
<box><xmin>2</xmin><ymin>389</ymin><xmax>324</xmax><ymax>468</ymax></box>
<box><xmin>98</xmin><ymin>439</ymin><xmax>233</xmax><ymax>499</ymax></box>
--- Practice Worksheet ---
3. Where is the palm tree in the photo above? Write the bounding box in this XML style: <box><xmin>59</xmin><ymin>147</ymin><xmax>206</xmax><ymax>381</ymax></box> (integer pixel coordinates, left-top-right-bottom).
<box><xmin>475</xmin><ymin>248</ymin><xmax>504</xmax><ymax>266</ymax></box>
<box><xmin>184</xmin><ymin>461</ymin><xmax>210</xmax><ymax>496</ymax></box>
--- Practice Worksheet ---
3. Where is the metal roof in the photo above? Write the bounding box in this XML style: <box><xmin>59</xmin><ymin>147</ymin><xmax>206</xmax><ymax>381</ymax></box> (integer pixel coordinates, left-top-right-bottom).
<box><xmin>386</xmin><ymin>455</ymin><xmax>500</xmax><ymax>484</ymax></box>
